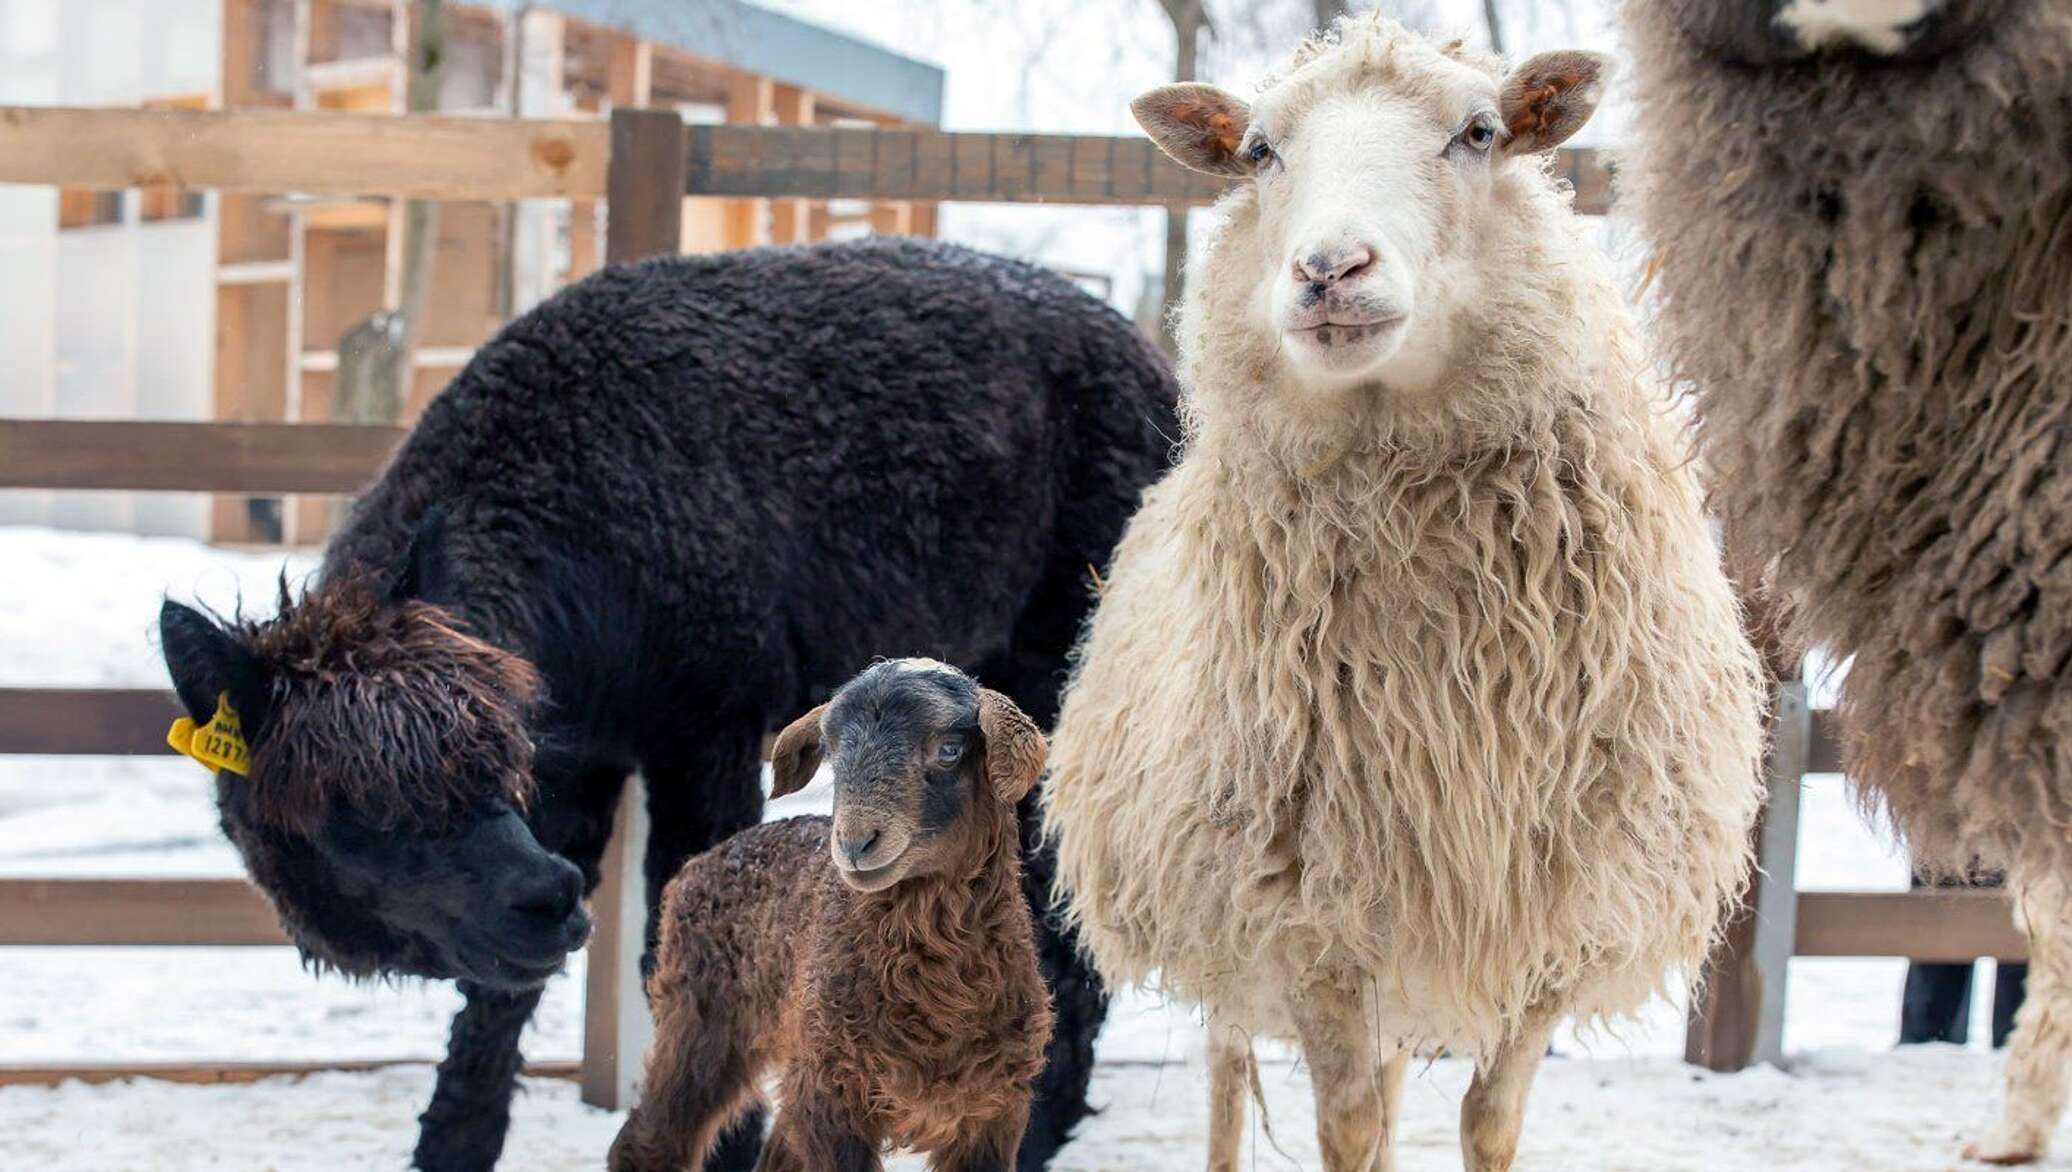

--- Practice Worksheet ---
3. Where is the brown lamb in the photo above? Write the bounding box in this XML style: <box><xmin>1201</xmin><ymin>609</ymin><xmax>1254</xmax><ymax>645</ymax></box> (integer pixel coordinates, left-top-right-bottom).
<box><xmin>608</xmin><ymin>659</ymin><xmax>1054</xmax><ymax>1172</ymax></box>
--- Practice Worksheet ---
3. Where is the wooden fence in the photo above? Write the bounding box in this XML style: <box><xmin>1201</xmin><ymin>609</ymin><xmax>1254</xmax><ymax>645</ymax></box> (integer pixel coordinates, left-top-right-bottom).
<box><xmin>0</xmin><ymin>103</ymin><xmax>2008</xmax><ymax>1103</ymax></box>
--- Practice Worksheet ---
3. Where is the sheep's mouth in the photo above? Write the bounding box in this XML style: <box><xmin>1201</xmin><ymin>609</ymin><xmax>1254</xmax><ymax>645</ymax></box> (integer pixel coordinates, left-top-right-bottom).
<box><xmin>1289</xmin><ymin>317</ymin><xmax>1402</xmax><ymax>347</ymax></box>
<box><xmin>836</xmin><ymin>852</ymin><xmax>911</xmax><ymax>893</ymax></box>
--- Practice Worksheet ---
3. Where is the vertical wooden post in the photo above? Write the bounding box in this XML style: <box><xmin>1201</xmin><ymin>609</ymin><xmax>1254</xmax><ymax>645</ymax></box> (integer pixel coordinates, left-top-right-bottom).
<box><xmin>1686</xmin><ymin>602</ymin><xmax>1809</xmax><ymax>1071</ymax></box>
<box><xmin>721</xmin><ymin>74</ymin><xmax>774</xmax><ymax>250</ymax></box>
<box><xmin>605</xmin><ymin>107</ymin><xmax>687</xmax><ymax>266</ymax></box>
<box><xmin>767</xmin><ymin>84</ymin><xmax>815</xmax><ymax>244</ymax></box>
<box><xmin>580</xmin><ymin>111</ymin><xmax>687</xmax><ymax>1110</ymax></box>
<box><xmin>581</xmin><ymin>774</ymin><xmax>653</xmax><ymax>1110</ymax></box>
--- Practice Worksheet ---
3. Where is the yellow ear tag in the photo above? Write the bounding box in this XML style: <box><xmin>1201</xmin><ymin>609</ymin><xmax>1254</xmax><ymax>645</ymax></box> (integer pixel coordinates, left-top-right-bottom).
<box><xmin>166</xmin><ymin>691</ymin><xmax>250</xmax><ymax>776</ymax></box>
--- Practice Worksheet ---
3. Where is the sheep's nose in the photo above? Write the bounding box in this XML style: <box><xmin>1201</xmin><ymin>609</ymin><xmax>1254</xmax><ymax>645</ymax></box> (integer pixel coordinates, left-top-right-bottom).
<box><xmin>1293</xmin><ymin>245</ymin><xmax>1375</xmax><ymax>286</ymax></box>
<box><xmin>837</xmin><ymin>827</ymin><xmax>882</xmax><ymax>869</ymax></box>
<box><xmin>506</xmin><ymin>858</ymin><xmax>583</xmax><ymax>923</ymax></box>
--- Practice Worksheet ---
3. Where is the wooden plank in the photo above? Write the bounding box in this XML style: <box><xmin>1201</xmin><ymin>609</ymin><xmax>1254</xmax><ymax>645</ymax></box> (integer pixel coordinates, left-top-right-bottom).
<box><xmin>1685</xmin><ymin>857</ymin><xmax>1763</xmax><ymax>1072</ymax></box>
<box><xmin>678</xmin><ymin>127</ymin><xmax>1617</xmax><ymax>212</ymax></box>
<box><xmin>1796</xmin><ymin>890</ymin><xmax>2026</xmax><ymax>961</ymax></box>
<box><xmin>0</xmin><ymin>878</ymin><xmax>289</xmax><ymax>946</ymax></box>
<box><xmin>580</xmin><ymin>774</ymin><xmax>652</xmax><ymax>1111</ymax></box>
<box><xmin>0</xmin><ymin>1058</ymin><xmax>579</xmax><ymax>1089</ymax></box>
<box><xmin>605</xmin><ymin>108</ymin><xmax>686</xmax><ymax>265</ymax></box>
<box><xmin>0</xmin><ymin>689</ymin><xmax>184</xmax><ymax>755</ymax></box>
<box><xmin>0</xmin><ymin>420</ymin><xmax>401</xmax><ymax>493</ymax></box>
<box><xmin>1687</xmin><ymin>665</ymin><xmax>1808</xmax><ymax>1072</ymax></box>
<box><xmin>0</xmin><ymin>106</ymin><xmax>607</xmax><ymax>200</ymax></box>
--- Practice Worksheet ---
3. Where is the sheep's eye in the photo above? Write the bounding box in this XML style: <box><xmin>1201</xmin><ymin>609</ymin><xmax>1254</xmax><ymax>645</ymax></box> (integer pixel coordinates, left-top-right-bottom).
<box><xmin>1244</xmin><ymin>137</ymin><xmax>1276</xmax><ymax>170</ymax></box>
<box><xmin>1457</xmin><ymin>116</ymin><xmax>1498</xmax><ymax>154</ymax></box>
<box><xmin>935</xmin><ymin>737</ymin><xmax>965</xmax><ymax>766</ymax></box>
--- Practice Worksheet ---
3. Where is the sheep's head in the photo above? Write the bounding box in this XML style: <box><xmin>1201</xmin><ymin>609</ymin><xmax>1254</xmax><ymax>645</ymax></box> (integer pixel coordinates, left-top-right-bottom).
<box><xmin>157</xmin><ymin>514</ymin><xmax>588</xmax><ymax>990</ymax></box>
<box><xmin>1136</xmin><ymin>16</ymin><xmax>1603</xmax><ymax>401</ymax></box>
<box><xmin>1662</xmin><ymin>0</ymin><xmax>2016</xmax><ymax>65</ymax></box>
<box><xmin>768</xmin><ymin>659</ymin><xmax>1044</xmax><ymax>894</ymax></box>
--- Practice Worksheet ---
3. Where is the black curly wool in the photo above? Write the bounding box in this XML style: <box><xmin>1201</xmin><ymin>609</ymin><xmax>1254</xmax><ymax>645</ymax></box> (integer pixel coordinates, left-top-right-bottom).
<box><xmin>322</xmin><ymin>237</ymin><xmax>1176</xmax><ymax>1170</ymax></box>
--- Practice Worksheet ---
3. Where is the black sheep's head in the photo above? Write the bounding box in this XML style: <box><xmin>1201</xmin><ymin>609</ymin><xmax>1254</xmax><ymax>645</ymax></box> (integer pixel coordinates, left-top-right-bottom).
<box><xmin>157</xmin><ymin>518</ymin><xmax>588</xmax><ymax>990</ymax></box>
<box><xmin>1662</xmin><ymin>0</ymin><xmax>2017</xmax><ymax>66</ymax></box>
<box><xmin>766</xmin><ymin>659</ymin><xmax>1045</xmax><ymax>894</ymax></box>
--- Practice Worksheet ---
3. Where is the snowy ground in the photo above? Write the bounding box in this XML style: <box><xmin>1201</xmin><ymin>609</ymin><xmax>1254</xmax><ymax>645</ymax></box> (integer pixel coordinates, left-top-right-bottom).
<box><xmin>0</xmin><ymin>525</ymin><xmax>2054</xmax><ymax>1168</ymax></box>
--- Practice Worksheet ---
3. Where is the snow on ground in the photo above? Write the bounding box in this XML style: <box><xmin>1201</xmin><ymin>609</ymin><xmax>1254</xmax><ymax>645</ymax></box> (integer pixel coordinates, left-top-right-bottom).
<box><xmin>0</xmin><ymin>525</ymin><xmax>2051</xmax><ymax>1167</ymax></box>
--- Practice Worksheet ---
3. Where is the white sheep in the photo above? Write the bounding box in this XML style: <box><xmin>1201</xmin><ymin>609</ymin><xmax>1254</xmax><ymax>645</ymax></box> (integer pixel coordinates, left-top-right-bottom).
<box><xmin>1043</xmin><ymin>16</ymin><xmax>1769</xmax><ymax>1171</ymax></box>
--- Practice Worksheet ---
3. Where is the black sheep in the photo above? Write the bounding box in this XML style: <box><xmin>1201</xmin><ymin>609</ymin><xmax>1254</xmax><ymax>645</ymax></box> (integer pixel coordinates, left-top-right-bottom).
<box><xmin>156</xmin><ymin>237</ymin><xmax>1178</xmax><ymax>1172</ymax></box>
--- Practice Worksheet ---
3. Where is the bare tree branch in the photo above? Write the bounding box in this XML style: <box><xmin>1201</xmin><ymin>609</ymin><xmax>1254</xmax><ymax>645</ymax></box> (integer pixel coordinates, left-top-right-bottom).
<box><xmin>1482</xmin><ymin>0</ymin><xmax>1506</xmax><ymax>54</ymax></box>
<box><xmin>335</xmin><ymin>0</ymin><xmax>446</xmax><ymax>431</ymax></box>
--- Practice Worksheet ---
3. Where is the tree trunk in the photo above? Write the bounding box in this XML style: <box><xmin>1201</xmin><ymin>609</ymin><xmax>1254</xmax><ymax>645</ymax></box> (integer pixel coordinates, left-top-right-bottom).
<box><xmin>333</xmin><ymin>0</ymin><xmax>446</xmax><ymax>428</ymax></box>
<box><xmin>1157</xmin><ymin>0</ymin><xmax>1208</xmax><ymax>357</ymax></box>
<box><xmin>1312</xmin><ymin>0</ymin><xmax>1350</xmax><ymax>33</ymax></box>
<box><xmin>1482</xmin><ymin>0</ymin><xmax>1506</xmax><ymax>55</ymax></box>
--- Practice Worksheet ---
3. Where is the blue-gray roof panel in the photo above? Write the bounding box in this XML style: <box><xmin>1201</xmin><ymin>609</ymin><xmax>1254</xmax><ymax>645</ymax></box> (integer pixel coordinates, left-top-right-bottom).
<box><xmin>545</xmin><ymin>0</ymin><xmax>945</xmax><ymax>124</ymax></box>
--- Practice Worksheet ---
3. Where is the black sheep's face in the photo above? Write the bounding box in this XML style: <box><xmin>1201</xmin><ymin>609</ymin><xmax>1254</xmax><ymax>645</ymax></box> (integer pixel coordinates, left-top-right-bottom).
<box><xmin>1663</xmin><ymin>0</ymin><xmax>2017</xmax><ymax>65</ymax></box>
<box><xmin>157</xmin><ymin>553</ymin><xmax>588</xmax><ymax>991</ymax></box>
<box><xmin>766</xmin><ymin>659</ymin><xmax>1047</xmax><ymax>894</ymax></box>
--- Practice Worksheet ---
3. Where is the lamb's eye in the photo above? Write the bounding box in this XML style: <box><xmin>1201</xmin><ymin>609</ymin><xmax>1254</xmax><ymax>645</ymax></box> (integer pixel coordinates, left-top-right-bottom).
<box><xmin>1244</xmin><ymin>138</ymin><xmax>1276</xmax><ymax>169</ymax></box>
<box><xmin>935</xmin><ymin>737</ymin><xmax>965</xmax><ymax>765</ymax></box>
<box><xmin>1460</xmin><ymin>117</ymin><xmax>1497</xmax><ymax>153</ymax></box>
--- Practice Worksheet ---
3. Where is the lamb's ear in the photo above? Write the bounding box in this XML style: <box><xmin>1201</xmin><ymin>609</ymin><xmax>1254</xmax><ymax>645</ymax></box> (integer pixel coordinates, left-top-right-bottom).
<box><xmin>1498</xmin><ymin>50</ymin><xmax>1608</xmax><ymax>156</ymax></box>
<box><xmin>1132</xmin><ymin>83</ymin><xmax>1254</xmax><ymax>177</ymax></box>
<box><xmin>976</xmin><ymin>689</ymin><xmax>1047</xmax><ymax>805</ymax></box>
<box><xmin>391</xmin><ymin>507</ymin><xmax>451</xmax><ymax>605</ymax></box>
<box><xmin>768</xmin><ymin>703</ymin><xmax>829</xmax><ymax>799</ymax></box>
<box><xmin>159</xmin><ymin>600</ymin><xmax>265</xmax><ymax>726</ymax></box>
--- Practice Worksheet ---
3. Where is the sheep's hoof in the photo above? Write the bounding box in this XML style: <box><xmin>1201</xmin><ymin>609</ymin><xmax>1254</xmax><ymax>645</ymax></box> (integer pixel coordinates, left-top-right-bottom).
<box><xmin>1964</xmin><ymin>1125</ymin><xmax>2044</xmax><ymax>1166</ymax></box>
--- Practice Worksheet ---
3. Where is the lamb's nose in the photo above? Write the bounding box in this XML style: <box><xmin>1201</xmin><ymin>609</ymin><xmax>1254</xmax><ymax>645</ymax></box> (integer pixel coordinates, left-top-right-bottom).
<box><xmin>1293</xmin><ymin>245</ymin><xmax>1376</xmax><ymax>286</ymax></box>
<box><xmin>838</xmin><ymin>827</ymin><xmax>882</xmax><ymax>868</ymax></box>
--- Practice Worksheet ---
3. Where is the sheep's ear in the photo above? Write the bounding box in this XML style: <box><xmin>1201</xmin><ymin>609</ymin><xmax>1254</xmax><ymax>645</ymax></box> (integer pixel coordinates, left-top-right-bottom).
<box><xmin>1498</xmin><ymin>50</ymin><xmax>1608</xmax><ymax>156</ymax></box>
<box><xmin>976</xmin><ymin>689</ymin><xmax>1047</xmax><ymax>805</ymax></box>
<box><xmin>1132</xmin><ymin>83</ymin><xmax>1254</xmax><ymax>177</ymax></box>
<box><xmin>768</xmin><ymin>703</ymin><xmax>828</xmax><ymax>799</ymax></box>
<box><xmin>159</xmin><ymin>600</ymin><xmax>267</xmax><ymax>728</ymax></box>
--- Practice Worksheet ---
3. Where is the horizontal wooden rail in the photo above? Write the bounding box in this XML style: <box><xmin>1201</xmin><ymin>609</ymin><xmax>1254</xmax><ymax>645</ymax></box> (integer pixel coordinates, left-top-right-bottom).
<box><xmin>685</xmin><ymin>124</ymin><xmax>1610</xmax><ymax>213</ymax></box>
<box><xmin>0</xmin><ymin>106</ymin><xmax>1610</xmax><ymax>213</ymax></box>
<box><xmin>0</xmin><ymin>878</ymin><xmax>288</xmax><ymax>946</ymax></box>
<box><xmin>0</xmin><ymin>106</ymin><xmax>607</xmax><ymax>200</ymax></box>
<box><xmin>1796</xmin><ymin>890</ymin><xmax>2025</xmax><ymax>961</ymax></box>
<box><xmin>0</xmin><ymin>420</ymin><xmax>402</xmax><ymax>493</ymax></box>
<box><xmin>686</xmin><ymin>124</ymin><xmax>1224</xmax><ymax>206</ymax></box>
<box><xmin>0</xmin><ymin>689</ymin><xmax>183</xmax><ymax>755</ymax></box>
<box><xmin>0</xmin><ymin>1058</ymin><xmax>579</xmax><ymax>1089</ymax></box>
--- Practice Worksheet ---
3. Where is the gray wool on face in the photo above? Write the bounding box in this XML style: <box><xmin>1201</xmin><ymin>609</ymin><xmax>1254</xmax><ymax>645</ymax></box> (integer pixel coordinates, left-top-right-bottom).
<box><xmin>1622</xmin><ymin>0</ymin><xmax>2072</xmax><ymax>874</ymax></box>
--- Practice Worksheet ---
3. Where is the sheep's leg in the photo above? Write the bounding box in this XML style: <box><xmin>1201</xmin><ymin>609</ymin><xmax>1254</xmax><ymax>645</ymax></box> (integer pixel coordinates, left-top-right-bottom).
<box><xmin>641</xmin><ymin>739</ymin><xmax>771</xmax><ymax>1171</ymax></box>
<box><xmin>1206</xmin><ymin>1023</ymin><xmax>1251</xmax><ymax>1172</ymax></box>
<box><xmin>1967</xmin><ymin>866</ymin><xmax>2072</xmax><ymax>1165</ymax></box>
<box><xmin>605</xmin><ymin>993</ymin><xmax>758</xmax><ymax>1172</ymax></box>
<box><xmin>757</xmin><ymin>1081</ymin><xmax>881</xmax><ymax>1172</ymax></box>
<box><xmin>410</xmin><ymin>980</ymin><xmax>545</xmax><ymax>1172</ymax></box>
<box><xmin>929</xmin><ymin>1104</ymin><xmax>1029</xmax><ymax>1172</ymax></box>
<box><xmin>1459</xmin><ymin>1013</ymin><xmax>1557</xmax><ymax>1172</ymax></box>
<box><xmin>1376</xmin><ymin>1048</ymin><xmax>1409</xmax><ymax>1169</ymax></box>
<box><xmin>1290</xmin><ymin>991</ymin><xmax>1388</xmax><ymax>1172</ymax></box>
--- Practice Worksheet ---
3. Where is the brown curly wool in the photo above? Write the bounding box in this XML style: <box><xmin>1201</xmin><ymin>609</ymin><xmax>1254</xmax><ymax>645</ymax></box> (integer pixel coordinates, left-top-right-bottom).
<box><xmin>241</xmin><ymin>579</ymin><xmax>539</xmax><ymax>836</ymax></box>
<box><xmin>1622</xmin><ymin>0</ymin><xmax>2072</xmax><ymax>877</ymax></box>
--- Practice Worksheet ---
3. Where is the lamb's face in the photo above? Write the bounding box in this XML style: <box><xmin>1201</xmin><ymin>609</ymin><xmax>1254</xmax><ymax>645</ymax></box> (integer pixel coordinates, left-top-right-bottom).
<box><xmin>767</xmin><ymin>659</ymin><xmax>1046</xmax><ymax>895</ymax></box>
<box><xmin>1133</xmin><ymin>17</ymin><xmax>1604</xmax><ymax>396</ymax></box>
